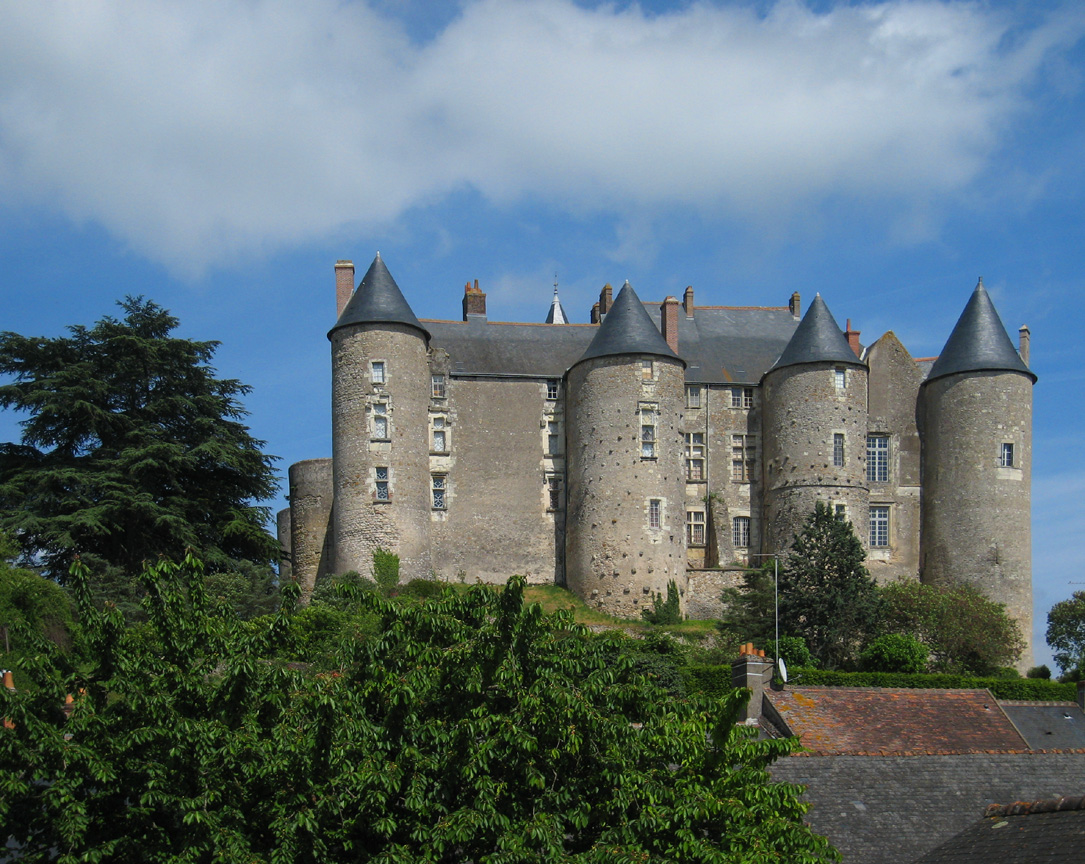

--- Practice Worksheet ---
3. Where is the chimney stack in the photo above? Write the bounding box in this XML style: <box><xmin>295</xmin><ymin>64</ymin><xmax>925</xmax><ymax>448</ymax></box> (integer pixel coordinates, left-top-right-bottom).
<box><xmin>590</xmin><ymin>302</ymin><xmax>601</xmax><ymax>324</ymax></box>
<box><xmin>599</xmin><ymin>283</ymin><xmax>613</xmax><ymax>316</ymax></box>
<box><xmin>1019</xmin><ymin>325</ymin><xmax>1031</xmax><ymax>366</ymax></box>
<box><xmin>731</xmin><ymin>645</ymin><xmax>774</xmax><ymax>723</ymax></box>
<box><xmin>462</xmin><ymin>279</ymin><xmax>487</xmax><ymax>320</ymax></box>
<box><xmin>789</xmin><ymin>291</ymin><xmax>801</xmax><ymax>318</ymax></box>
<box><xmin>845</xmin><ymin>319</ymin><xmax>862</xmax><ymax>358</ymax></box>
<box><xmin>683</xmin><ymin>286</ymin><xmax>694</xmax><ymax>317</ymax></box>
<box><xmin>661</xmin><ymin>296</ymin><xmax>680</xmax><ymax>354</ymax></box>
<box><xmin>335</xmin><ymin>260</ymin><xmax>355</xmax><ymax>319</ymax></box>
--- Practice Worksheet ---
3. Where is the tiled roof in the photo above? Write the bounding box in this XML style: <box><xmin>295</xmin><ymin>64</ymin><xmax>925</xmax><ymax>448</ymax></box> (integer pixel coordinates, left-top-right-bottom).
<box><xmin>765</xmin><ymin>687</ymin><xmax>1027</xmax><ymax>755</ymax></box>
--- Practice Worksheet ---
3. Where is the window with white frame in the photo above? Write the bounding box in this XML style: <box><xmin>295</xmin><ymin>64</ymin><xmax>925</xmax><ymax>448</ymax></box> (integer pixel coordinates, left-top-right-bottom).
<box><xmin>731</xmin><ymin>387</ymin><xmax>753</xmax><ymax>409</ymax></box>
<box><xmin>546</xmin><ymin>379</ymin><xmax>559</xmax><ymax>400</ymax></box>
<box><xmin>546</xmin><ymin>475</ymin><xmax>562</xmax><ymax>511</ymax></box>
<box><xmin>432</xmin><ymin>416</ymin><xmax>447</xmax><ymax>453</ymax></box>
<box><xmin>870</xmin><ymin>505</ymin><xmax>889</xmax><ymax>547</ymax></box>
<box><xmin>732</xmin><ymin>516</ymin><xmax>750</xmax><ymax>548</ymax></box>
<box><xmin>640</xmin><ymin>404</ymin><xmax>657</xmax><ymax>459</ymax></box>
<box><xmin>685</xmin><ymin>432</ymin><xmax>705</xmax><ymax>481</ymax></box>
<box><xmin>648</xmin><ymin>498</ymin><xmax>662</xmax><ymax>529</ymax></box>
<box><xmin>371</xmin><ymin>361</ymin><xmax>385</xmax><ymax>384</ymax></box>
<box><xmin>431</xmin><ymin>374</ymin><xmax>446</xmax><ymax>399</ymax></box>
<box><xmin>372</xmin><ymin>402</ymin><xmax>389</xmax><ymax>440</ymax></box>
<box><xmin>834</xmin><ymin>367</ymin><xmax>847</xmax><ymax>390</ymax></box>
<box><xmin>833</xmin><ymin>433</ymin><xmax>845</xmax><ymax>467</ymax></box>
<box><xmin>431</xmin><ymin>474</ymin><xmax>447</xmax><ymax>510</ymax></box>
<box><xmin>686</xmin><ymin>385</ymin><xmax>701</xmax><ymax>409</ymax></box>
<box><xmin>731</xmin><ymin>434</ymin><xmax>756</xmax><ymax>482</ymax></box>
<box><xmin>686</xmin><ymin>510</ymin><xmax>706</xmax><ymax>546</ymax></box>
<box><xmin>547</xmin><ymin>421</ymin><xmax>561</xmax><ymax>456</ymax></box>
<box><xmin>375</xmin><ymin>467</ymin><xmax>390</xmax><ymax>501</ymax></box>
<box><xmin>1000</xmin><ymin>442</ymin><xmax>1015</xmax><ymax>468</ymax></box>
<box><xmin>641</xmin><ymin>359</ymin><xmax>655</xmax><ymax>381</ymax></box>
<box><xmin>867</xmin><ymin>434</ymin><xmax>889</xmax><ymax>483</ymax></box>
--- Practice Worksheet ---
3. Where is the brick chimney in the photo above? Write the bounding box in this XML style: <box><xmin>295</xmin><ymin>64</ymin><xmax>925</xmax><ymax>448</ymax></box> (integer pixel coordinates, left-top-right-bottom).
<box><xmin>683</xmin><ymin>285</ymin><xmax>694</xmax><ymax>317</ymax></box>
<box><xmin>661</xmin><ymin>296</ymin><xmax>680</xmax><ymax>354</ymax></box>
<box><xmin>599</xmin><ymin>283</ymin><xmax>613</xmax><ymax>316</ymax></box>
<box><xmin>335</xmin><ymin>260</ymin><xmax>355</xmax><ymax>319</ymax></box>
<box><xmin>462</xmin><ymin>279</ymin><xmax>486</xmax><ymax>320</ymax></box>
<box><xmin>845</xmin><ymin>318</ymin><xmax>862</xmax><ymax>358</ymax></box>
<box><xmin>731</xmin><ymin>644</ymin><xmax>774</xmax><ymax>723</ymax></box>
<box><xmin>590</xmin><ymin>302</ymin><xmax>601</xmax><ymax>324</ymax></box>
<box><xmin>1019</xmin><ymin>325</ymin><xmax>1031</xmax><ymax>366</ymax></box>
<box><xmin>789</xmin><ymin>291</ymin><xmax>801</xmax><ymax>318</ymax></box>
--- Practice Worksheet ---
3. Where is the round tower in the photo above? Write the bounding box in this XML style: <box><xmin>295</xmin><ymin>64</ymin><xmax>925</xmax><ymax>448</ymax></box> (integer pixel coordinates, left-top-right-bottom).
<box><xmin>565</xmin><ymin>282</ymin><xmax>687</xmax><ymax>616</ymax></box>
<box><xmin>761</xmin><ymin>294</ymin><xmax>869</xmax><ymax>557</ymax></box>
<box><xmin>328</xmin><ymin>254</ymin><xmax>432</xmax><ymax>582</ymax></box>
<box><xmin>287</xmin><ymin>458</ymin><xmax>333</xmax><ymax>603</ymax></box>
<box><xmin>920</xmin><ymin>279</ymin><xmax>1035</xmax><ymax>663</ymax></box>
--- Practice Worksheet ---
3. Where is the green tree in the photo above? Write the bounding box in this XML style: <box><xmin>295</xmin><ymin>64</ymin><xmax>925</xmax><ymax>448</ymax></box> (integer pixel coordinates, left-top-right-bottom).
<box><xmin>1</xmin><ymin>557</ymin><xmax>839</xmax><ymax>863</ymax></box>
<box><xmin>0</xmin><ymin>533</ymin><xmax>76</xmax><ymax>658</ymax></box>
<box><xmin>0</xmin><ymin>297</ymin><xmax>279</xmax><ymax>592</ymax></box>
<box><xmin>642</xmin><ymin>578</ymin><xmax>683</xmax><ymax>624</ymax></box>
<box><xmin>880</xmin><ymin>580</ymin><xmax>1023</xmax><ymax>674</ymax></box>
<box><xmin>1046</xmin><ymin>590</ymin><xmax>1085</xmax><ymax>678</ymax></box>
<box><xmin>859</xmin><ymin>633</ymin><xmax>929</xmax><ymax>674</ymax></box>
<box><xmin>718</xmin><ymin>563</ymin><xmax>776</xmax><ymax>645</ymax></box>
<box><xmin>778</xmin><ymin>503</ymin><xmax>882</xmax><ymax>669</ymax></box>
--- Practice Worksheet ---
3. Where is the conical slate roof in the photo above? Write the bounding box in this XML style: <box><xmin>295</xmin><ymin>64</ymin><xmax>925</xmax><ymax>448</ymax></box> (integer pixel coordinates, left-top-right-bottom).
<box><xmin>924</xmin><ymin>279</ymin><xmax>1035</xmax><ymax>385</ymax></box>
<box><xmin>574</xmin><ymin>281</ymin><xmax>682</xmax><ymax>367</ymax></box>
<box><xmin>329</xmin><ymin>253</ymin><xmax>430</xmax><ymax>341</ymax></box>
<box><xmin>768</xmin><ymin>294</ymin><xmax>864</xmax><ymax>373</ymax></box>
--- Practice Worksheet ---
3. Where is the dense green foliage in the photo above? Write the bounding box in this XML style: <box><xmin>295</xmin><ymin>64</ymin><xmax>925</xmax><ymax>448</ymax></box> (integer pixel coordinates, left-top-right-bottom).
<box><xmin>766</xmin><ymin>636</ymin><xmax>812</xmax><ymax>671</ymax></box>
<box><xmin>1027</xmin><ymin>665</ymin><xmax>1052</xmax><ymax>680</ymax></box>
<box><xmin>0</xmin><ymin>298</ymin><xmax>279</xmax><ymax>592</ymax></box>
<box><xmin>778</xmin><ymin>504</ymin><xmax>882</xmax><ymax>669</ymax></box>
<box><xmin>781</xmin><ymin>668</ymin><xmax>1075</xmax><ymax>701</ymax></box>
<box><xmin>642</xmin><ymin>579</ymin><xmax>683</xmax><ymax>625</ymax></box>
<box><xmin>1046</xmin><ymin>590</ymin><xmax>1085</xmax><ymax>678</ymax></box>
<box><xmin>0</xmin><ymin>556</ymin><xmax>838</xmax><ymax>863</ymax></box>
<box><xmin>372</xmin><ymin>547</ymin><xmax>400</xmax><ymax>596</ymax></box>
<box><xmin>0</xmin><ymin>534</ymin><xmax>76</xmax><ymax>658</ymax></box>
<box><xmin>880</xmin><ymin>581</ymin><xmax>1023</xmax><ymax>674</ymax></box>
<box><xmin>859</xmin><ymin>633</ymin><xmax>929</xmax><ymax>674</ymax></box>
<box><xmin>718</xmin><ymin>564</ymin><xmax>775</xmax><ymax>645</ymax></box>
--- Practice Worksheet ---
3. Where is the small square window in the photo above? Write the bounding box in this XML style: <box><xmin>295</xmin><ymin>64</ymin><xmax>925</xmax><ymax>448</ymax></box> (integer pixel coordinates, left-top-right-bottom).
<box><xmin>833</xmin><ymin>433</ymin><xmax>845</xmax><ymax>467</ymax></box>
<box><xmin>834</xmin><ymin>503</ymin><xmax>847</xmax><ymax>521</ymax></box>
<box><xmin>548</xmin><ymin>421</ymin><xmax>561</xmax><ymax>456</ymax></box>
<box><xmin>731</xmin><ymin>387</ymin><xmax>753</xmax><ymax>409</ymax></box>
<box><xmin>433</xmin><ymin>429</ymin><xmax>446</xmax><ymax>453</ymax></box>
<box><xmin>371</xmin><ymin>361</ymin><xmax>385</xmax><ymax>384</ymax></box>
<box><xmin>641</xmin><ymin>360</ymin><xmax>655</xmax><ymax>381</ymax></box>
<box><xmin>431</xmin><ymin>375</ymin><xmax>446</xmax><ymax>399</ymax></box>
<box><xmin>686</xmin><ymin>385</ymin><xmax>701</xmax><ymax>409</ymax></box>
<box><xmin>431</xmin><ymin>474</ymin><xmax>447</xmax><ymax>510</ymax></box>
<box><xmin>547</xmin><ymin>475</ymin><xmax>562</xmax><ymax>511</ymax></box>
<box><xmin>1000</xmin><ymin>442</ymin><xmax>1015</xmax><ymax>468</ymax></box>
<box><xmin>546</xmin><ymin>379</ymin><xmax>559</xmax><ymax>400</ymax></box>
<box><xmin>686</xmin><ymin>510</ymin><xmax>705</xmax><ymax>546</ymax></box>
<box><xmin>732</xmin><ymin>516</ymin><xmax>750</xmax><ymax>548</ymax></box>
<box><xmin>373</xmin><ymin>403</ymin><xmax>389</xmax><ymax>440</ymax></box>
<box><xmin>375</xmin><ymin>467</ymin><xmax>390</xmax><ymax>501</ymax></box>
<box><xmin>834</xmin><ymin>367</ymin><xmax>846</xmax><ymax>390</ymax></box>
<box><xmin>648</xmin><ymin>499</ymin><xmax>662</xmax><ymax>529</ymax></box>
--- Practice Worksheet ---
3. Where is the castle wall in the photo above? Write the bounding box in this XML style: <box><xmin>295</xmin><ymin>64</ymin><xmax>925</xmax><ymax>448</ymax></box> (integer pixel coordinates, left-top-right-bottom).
<box><xmin>565</xmin><ymin>355</ymin><xmax>686</xmax><ymax>615</ymax></box>
<box><xmin>920</xmin><ymin>371</ymin><xmax>1032</xmax><ymax>663</ymax></box>
<box><xmin>428</xmin><ymin>376</ymin><xmax>562</xmax><ymax>584</ymax></box>
<box><xmin>330</xmin><ymin>324</ymin><xmax>432</xmax><ymax>582</ymax></box>
<box><xmin>865</xmin><ymin>333</ymin><xmax>923</xmax><ymax>583</ymax></box>
<box><xmin>286</xmin><ymin>458</ymin><xmax>334</xmax><ymax>603</ymax></box>
<box><xmin>761</xmin><ymin>361</ymin><xmax>869</xmax><ymax>558</ymax></box>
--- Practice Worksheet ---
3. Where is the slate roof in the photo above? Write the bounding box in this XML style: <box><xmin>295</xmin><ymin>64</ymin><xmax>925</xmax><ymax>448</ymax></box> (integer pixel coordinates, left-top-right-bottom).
<box><xmin>768</xmin><ymin>294</ymin><xmax>866</xmax><ymax>374</ymax></box>
<box><xmin>423</xmin><ymin>318</ymin><xmax>596</xmax><ymax>378</ymax></box>
<box><xmin>771</xmin><ymin>751</ymin><xmax>1085</xmax><ymax>864</ymax></box>
<box><xmin>914</xmin><ymin>797</ymin><xmax>1085</xmax><ymax>863</ymax></box>
<box><xmin>924</xmin><ymin>279</ymin><xmax>1035</xmax><ymax>385</ymax></box>
<box><xmin>575</xmin><ymin>282</ymin><xmax>683</xmax><ymax>368</ymax></box>
<box><xmin>544</xmin><ymin>288</ymin><xmax>569</xmax><ymax>324</ymax></box>
<box><xmin>330</xmin><ymin>253</ymin><xmax>430</xmax><ymax>341</ymax></box>
<box><xmin>1000</xmin><ymin>701</ymin><xmax>1085</xmax><ymax>750</ymax></box>
<box><xmin>764</xmin><ymin>687</ymin><xmax>1027</xmax><ymax>755</ymax></box>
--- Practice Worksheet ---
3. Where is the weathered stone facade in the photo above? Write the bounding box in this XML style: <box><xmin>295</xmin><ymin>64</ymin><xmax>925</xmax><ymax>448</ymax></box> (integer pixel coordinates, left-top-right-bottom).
<box><xmin>282</xmin><ymin>258</ymin><xmax>1034</xmax><ymax>642</ymax></box>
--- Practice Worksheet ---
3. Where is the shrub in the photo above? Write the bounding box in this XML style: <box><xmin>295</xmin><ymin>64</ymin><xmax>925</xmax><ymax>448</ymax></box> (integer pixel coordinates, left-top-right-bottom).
<box><xmin>372</xmin><ymin>548</ymin><xmax>400</xmax><ymax>597</ymax></box>
<box><xmin>767</xmin><ymin>636</ymin><xmax>812</xmax><ymax>670</ymax></box>
<box><xmin>642</xmin><ymin>580</ymin><xmax>682</xmax><ymax>625</ymax></box>
<box><xmin>860</xmin><ymin>633</ymin><xmax>929</xmax><ymax>674</ymax></box>
<box><xmin>1027</xmin><ymin>665</ymin><xmax>1052</xmax><ymax>680</ymax></box>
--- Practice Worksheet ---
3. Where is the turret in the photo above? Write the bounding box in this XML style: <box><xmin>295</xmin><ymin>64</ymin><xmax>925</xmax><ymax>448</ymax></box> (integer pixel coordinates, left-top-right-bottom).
<box><xmin>564</xmin><ymin>282</ymin><xmax>686</xmax><ymax>615</ymax></box>
<box><xmin>328</xmin><ymin>254</ymin><xmax>432</xmax><ymax>582</ymax></box>
<box><xmin>919</xmin><ymin>279</ymin><xmax>1035</xmax><ymax>665</ymax></box>
<box><xmin>761</xmin><ymin>295</ymin><xmax>869</xmax><ymax>556</ymax></box>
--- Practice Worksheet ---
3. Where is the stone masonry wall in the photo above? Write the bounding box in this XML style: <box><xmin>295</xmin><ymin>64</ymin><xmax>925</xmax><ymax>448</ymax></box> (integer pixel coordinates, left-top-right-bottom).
<box><xmin>565</xmin><ymin>355</ymin><xmax>687</xmax><ymax>615</ymax></box>
<box><xmin>286</xmin><ymin>458</ymin><xmax>333</xmax><ymax>602</ymax></box>
<box><xmin>920</xmin><ymin>371</ymin><xmax>1033</xmax><ymax>665</ymax></box>
<box><xmin>762</xmin><ymin>361</ymin><xmax>869</xmax><ymax>558</ymax></box>
<box><xmin>330</xmin><ymin>324</ymin><xmax>432</xmax><ymax>582</ymax></box>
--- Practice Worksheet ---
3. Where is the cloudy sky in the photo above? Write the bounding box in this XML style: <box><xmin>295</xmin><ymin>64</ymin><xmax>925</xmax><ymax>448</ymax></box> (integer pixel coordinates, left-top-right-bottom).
<box><xmin>1</xmin><ymin>0</ymin><xmax>1082</xmax><ymax>664</ymax></box>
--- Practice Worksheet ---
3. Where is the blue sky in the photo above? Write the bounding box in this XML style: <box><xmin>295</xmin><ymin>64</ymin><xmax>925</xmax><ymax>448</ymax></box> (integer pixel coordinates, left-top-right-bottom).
<box><xmin>1</xmin><ymin>0</ymin><xmax>1083</xmax><ymax>666</ymax></box>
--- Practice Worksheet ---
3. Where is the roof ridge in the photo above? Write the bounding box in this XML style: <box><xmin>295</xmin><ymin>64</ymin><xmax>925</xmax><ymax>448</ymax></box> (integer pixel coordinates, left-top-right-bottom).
<box><xmin>788</xmin><ymin>748</ymin><xmax>1085</xmax><ymax>758</ymax></box>
<box><xmin>985</xmin><ymin>795</ymin><xmax>1085</xmax><ymax>818</ymax></box>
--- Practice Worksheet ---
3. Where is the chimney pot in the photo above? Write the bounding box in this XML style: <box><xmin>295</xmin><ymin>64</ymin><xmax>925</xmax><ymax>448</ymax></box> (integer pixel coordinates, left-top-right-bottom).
<box><xmin>599</xmin><ymin>283</ymin><xmax>613</xmax><ymax>315</ymax></box>
<box><xmin>845</xmin><ymin>318</ymin><xmax>862</xmax><ymax>357</ymax></box>
<box><xmin>661</xmin><ymin>296</ymin><xmax>680</xmax><ymax>354</ymax></box>
<box><xmin>1019</xmin><ymin>325</ymin><xmax>1031</xmax><ymax>366</ymax></box>
<box><xmin>462</xmin><ymin>279</ymin><xmax>487</xmax><ymax>320</ymax></box>
<box><xmin>683</xmin><ymin>286</ymin><xmax>695</xmax><ymax>316</ymax></box>
<box><xmin>3</xmin><ymin>669</ymin><xmax>13</xmax><ymax>690</ymax></box>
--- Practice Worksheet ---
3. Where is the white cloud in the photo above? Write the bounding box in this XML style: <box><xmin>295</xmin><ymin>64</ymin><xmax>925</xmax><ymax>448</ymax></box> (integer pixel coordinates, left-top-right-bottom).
<box><xmin>0</xmin><ymin>0</ymin><xmax>1081</xmax><ymax>274</ymax></box>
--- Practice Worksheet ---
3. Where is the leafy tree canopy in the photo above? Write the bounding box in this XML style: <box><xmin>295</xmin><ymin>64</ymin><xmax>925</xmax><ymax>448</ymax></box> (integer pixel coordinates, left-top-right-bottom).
<box><xmin>0</xmin><ymin>533</ymin><xmax>76</xmax><ymax>657</ymax></box>
<box><xmin>880</xmin><ymin>580</ymin><xmax>1023</xmax><ymax>675</ymax></box>
<box><xmin>718</xmin><ymin>563</ymin><xmax>776</xmax><ymax>646</ymax></box>
<box><xmin>778</xmin><ymin>503</ymin><xmax>882</xmax><ymax>669</ymax></box>
<box><xmin>1</xmin><ymin>557</ymin><xmax>838</xmax><ymax>863</ymax></box>
<box><xmin>0</xmin><ymin>297</ymin><xmax>279</xmax><ymax>584</ymax></box>
<box><xmin>1046</xmin><ymin>590</ymin><xmax>1085</xmax><ymax>678</ymax></box>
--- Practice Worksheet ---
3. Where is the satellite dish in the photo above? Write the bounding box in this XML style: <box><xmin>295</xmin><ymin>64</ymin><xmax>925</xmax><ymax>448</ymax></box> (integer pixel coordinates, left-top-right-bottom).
<box><xmin>778</xmin><ymin>657</ymin><xmax>788</xmax><ymax>683</ymax></box>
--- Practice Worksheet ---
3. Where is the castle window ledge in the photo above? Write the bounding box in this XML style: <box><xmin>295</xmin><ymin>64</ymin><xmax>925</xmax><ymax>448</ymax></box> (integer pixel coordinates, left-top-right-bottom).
<box><xmin>997</xmin><ymin>466</ymin><xmax>1023</xmax><ymax>481</ymax></box>
<box><xmin>869</xmin><ymin>548</ymin><xmax>892</xmax><ymax>561</ymax></box>
<box><xmin>372</xmin><ymin>496</ymin><xmax>393</xmax><ymax>504</ymax></box>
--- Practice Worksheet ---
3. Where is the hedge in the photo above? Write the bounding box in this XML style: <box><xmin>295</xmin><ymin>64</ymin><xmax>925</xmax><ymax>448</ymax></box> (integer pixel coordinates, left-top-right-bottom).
<box><xmin>682</xmin><ymin>664</ymin><xmax>1078</xmax><ymax>702</ymax></box>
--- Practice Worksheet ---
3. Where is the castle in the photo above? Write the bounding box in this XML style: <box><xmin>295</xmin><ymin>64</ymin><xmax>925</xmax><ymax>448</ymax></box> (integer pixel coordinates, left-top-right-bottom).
<box><xmin>278</xmin><ymin>254</ymin><xmax>1034</xmax><ymax>649</ymax></box>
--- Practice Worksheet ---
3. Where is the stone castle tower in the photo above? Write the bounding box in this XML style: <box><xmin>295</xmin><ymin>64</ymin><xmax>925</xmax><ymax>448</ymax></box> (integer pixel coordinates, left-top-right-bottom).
<box><xmin>281</xmin><ymin>256</ymin><xmax>1034</xmax><ymax>652</ymax></box>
